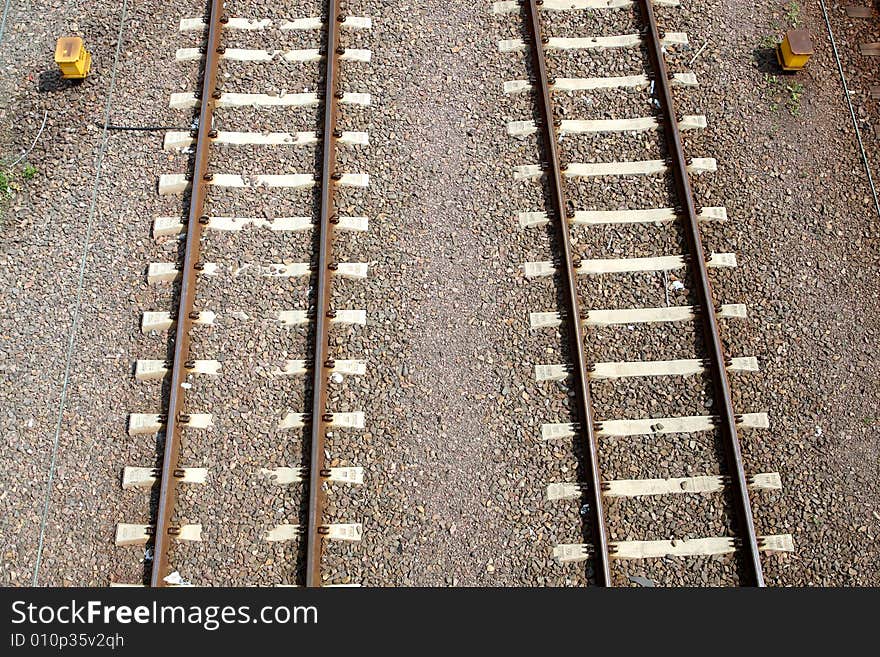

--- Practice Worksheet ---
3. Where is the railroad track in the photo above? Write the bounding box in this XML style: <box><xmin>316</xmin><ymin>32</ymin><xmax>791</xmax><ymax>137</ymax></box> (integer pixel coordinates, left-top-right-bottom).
<box><xmin>114</xmin><ymin>0</ymin><xmax>372</xmax><ymax>587</ymax></box>
<box><xmin>495</xmin><ymin>0</ymin><xmax>794</xmax><ymax>585</ymax></box>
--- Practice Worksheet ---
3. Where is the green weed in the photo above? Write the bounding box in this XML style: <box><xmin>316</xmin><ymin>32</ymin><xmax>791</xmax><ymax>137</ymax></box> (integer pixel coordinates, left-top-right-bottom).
<box><xmin>787</xmin><ymin>81</ymin><xmax>805</xmax><ymax>116</ymax></box>
<box><xmin>0</xmin><ymin>163</ymin><xmax>38</xmax><ymax>220</ymax></box>
<box><xmin>785</xmin><ymin>1</ymin><xmax>800</xmax><ymax>27</ymax></box>
<box><xmin>0</xmin><ymin>171</ymin><xmax>9</xmax><ymax>221</ymax></box>
<box><xmin>759</xmin><ymin>34</ymin><xmax>778</xmax><ymax>49</ymax></box>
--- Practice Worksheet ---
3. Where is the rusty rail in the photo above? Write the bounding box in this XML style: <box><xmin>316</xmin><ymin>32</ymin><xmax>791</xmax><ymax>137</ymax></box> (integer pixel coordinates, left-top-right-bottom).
<box><xmin>305</xmin><ymin>0</ymin><xmax>343</xmax><ymax>588</ymax></box>
<box><xmin>523</xmin><ymin>0</ymin><xmax>611</xmax><ymax>586</ymax></box>
<box><xmin>150</xmin><ymin>0</ymin><xmax>223</xmax><ymax>587</ymax></box>
<box><xmin>635</xmin><ymin>0</ymin><xmax>765</xmax><ymax>586</ymax></box>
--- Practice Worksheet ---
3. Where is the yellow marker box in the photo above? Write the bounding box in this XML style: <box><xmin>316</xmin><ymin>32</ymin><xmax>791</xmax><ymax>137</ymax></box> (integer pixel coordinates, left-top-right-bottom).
<box><xmin>54</xmin><ymin>36</ymin><xmax>92</xmax><ymax>79</ymax></box>
<box><xmin>777</xmin><ymin>30</ymin><xmax>813</xmax><ymax>72</ymax></box>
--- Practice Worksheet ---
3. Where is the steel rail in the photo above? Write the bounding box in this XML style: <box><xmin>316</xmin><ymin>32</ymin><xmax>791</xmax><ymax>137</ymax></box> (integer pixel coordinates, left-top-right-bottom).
<box><xmin>524</xmin><ymin>0</ymin><xmax>611</xmax><ymax>586</ymax></box>
<box><xmin>634</xmin><ymin>0</ymin><xmax>765</xmax><ymax>586</ymax></box>
<box><xmin>150</xmin><ymin>0</ymin><xmax>224</xmax><ymax>588</ymax></box>
<box><xmin>305</xmin><ymin>0</ymin><xmax>342</xmax><ymax>588</ymax></box>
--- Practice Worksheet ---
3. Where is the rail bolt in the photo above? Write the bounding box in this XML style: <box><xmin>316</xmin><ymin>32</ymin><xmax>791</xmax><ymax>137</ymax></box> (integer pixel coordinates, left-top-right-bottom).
<box><xmin>331</xmin><ymin>171</ymin><xmax>343</xmax><ymax>180</ymax></box>
<box><xmin>326</xmin><ymin>309</ymin><xmax>338</xmax><ymax>319</ymax></box>
<box><xmin>336</xmin><ymin>46</ymin><xmax>346</xmax><ymax>55</ymax></box>
<box><xmin>322</xmin><ymin>413</ymin><xmax>334</xmax><ymax>423</ymax></box>
<box><xmin>325</xmin><ymin>359</ymin><xmax>336</xmax><ymax>368</ymax></box>
<box><xmin>216</xmin><ymin>45</ymin><xmax>226</xmax><ymax>55</ymax></box>
<box><xmin>203</xmin><ymin>172</ymin><xmax>214</xmax><ymax>181</ymax></box>
<box><xmin>334</xmin><ymin>90</ymin><xmax>345</xmax><ymax>99</ymax></box>
<box><xmin>188</xmin><ymin>311</ymin><xmax>200</xmax><ymax>320</ymax></box>
<box><xmin>333</xmin><ymin>128</ymin><xmax>343</xmax><ymax>138</ymax></box>
<box><xmin>208</xmin><ymin>129</ymin><xmax>219</xmax><ymax>138</ymax></box>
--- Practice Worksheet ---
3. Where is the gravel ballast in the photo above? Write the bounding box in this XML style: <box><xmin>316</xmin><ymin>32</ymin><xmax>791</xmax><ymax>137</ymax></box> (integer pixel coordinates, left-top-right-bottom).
<box><xmin>0</xmin><ymin>0</ymin><xmax>877</xmax><ymax>587</ymax></box>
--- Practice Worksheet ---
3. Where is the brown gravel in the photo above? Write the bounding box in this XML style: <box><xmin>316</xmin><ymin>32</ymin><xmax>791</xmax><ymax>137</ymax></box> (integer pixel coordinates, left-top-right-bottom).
<box><xmin>489</xmin><ymin>0</ymin><xmax>880</xmax><ymax>586</ymax></box>
<box><xmin>661</xmin><ymin>0</ymin><xmax>880</xmax><ymax>586</ymax></box>
<box><xmin>0</xmin><ymin>0</ymin><xmax>877</xmax><ymax>588</ymax></box>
